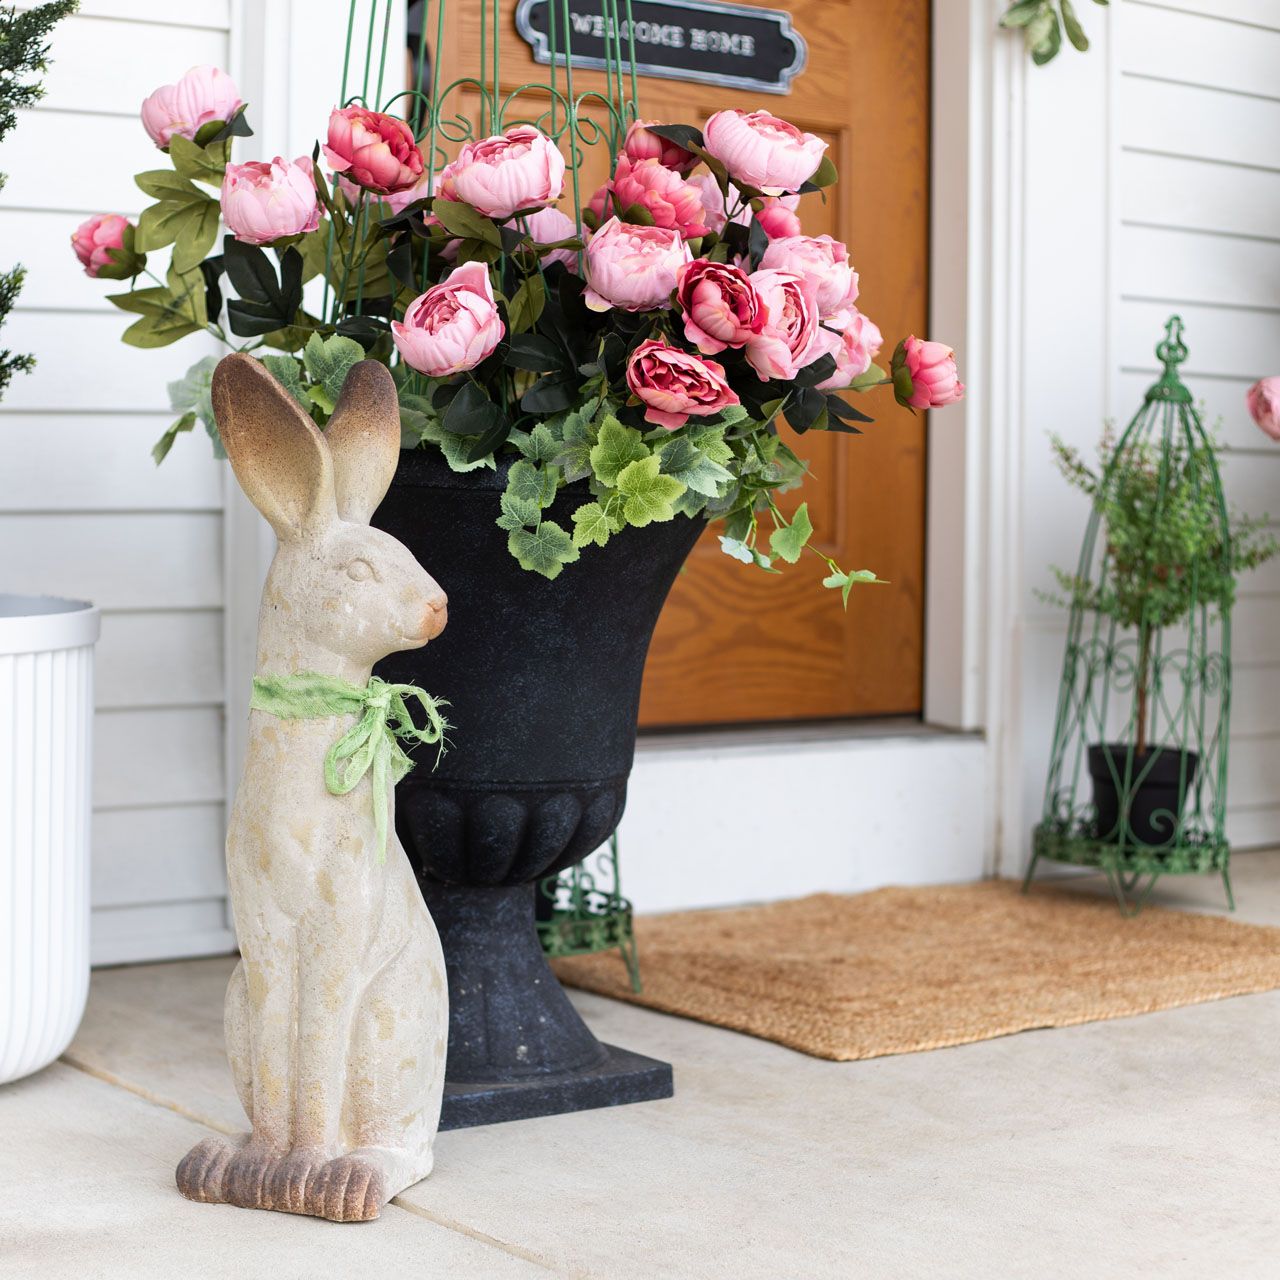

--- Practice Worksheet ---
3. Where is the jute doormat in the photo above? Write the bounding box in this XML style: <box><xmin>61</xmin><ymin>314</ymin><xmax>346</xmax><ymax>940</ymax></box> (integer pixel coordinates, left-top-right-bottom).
<box><xmin>551</xmin><ymin>881</ymin><xmax>1280</xmax><ymax>1061</ymax></box>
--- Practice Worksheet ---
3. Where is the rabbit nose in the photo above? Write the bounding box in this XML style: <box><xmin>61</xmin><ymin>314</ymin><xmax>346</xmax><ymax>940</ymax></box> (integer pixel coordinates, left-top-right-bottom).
<box><xmin>422</xmin><ymin>593</ymin><xmax>447</xmax><ymax>638</ymax></box>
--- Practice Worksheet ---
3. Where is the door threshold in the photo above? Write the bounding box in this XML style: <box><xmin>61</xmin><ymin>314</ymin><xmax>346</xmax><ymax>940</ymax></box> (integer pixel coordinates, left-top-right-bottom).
<box><xmin>636</xmin><ymin>716</ymin><xmax>981</xmax><ymax>755</ymax></box>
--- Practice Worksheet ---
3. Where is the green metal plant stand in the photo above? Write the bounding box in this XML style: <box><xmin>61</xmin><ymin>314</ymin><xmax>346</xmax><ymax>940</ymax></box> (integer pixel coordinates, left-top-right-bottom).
<box><xmin>1025</xmin><ymin>317</ymin><xmax>1236</xmax><ymax>916</ymax></box>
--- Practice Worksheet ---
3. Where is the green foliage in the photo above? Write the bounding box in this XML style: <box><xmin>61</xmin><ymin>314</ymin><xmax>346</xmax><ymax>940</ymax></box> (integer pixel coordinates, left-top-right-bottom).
<box><xmin>153</xmin><ymin>355</ymin><xmax>220</xmax><ymax>462</ymax></box>
<box><xmin>302</xmin><ymin>332</ymin><xmax>364</xmax><ymax>413</ymax></box>
<box><xmin>0</xmin><ymin>0</ymin><xmax>77</xmax><ymax>399</ymax></box>
<box><xmin>1000</xmin><ymin>0</ymin><xmax>1108</xmax><ymax>65</ymax></box>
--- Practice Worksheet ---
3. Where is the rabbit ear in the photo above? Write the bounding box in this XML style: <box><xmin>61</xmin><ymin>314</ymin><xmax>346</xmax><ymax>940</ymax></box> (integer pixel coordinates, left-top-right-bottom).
<box><xmin>212</xmin><ymin>353</ymin><xmax>336</xmax><ymax>539</ymax></box>
<box><xmin>324</xmin><ymin>359</ymin><xmax>401</xmax><ymax>525</ymax></box>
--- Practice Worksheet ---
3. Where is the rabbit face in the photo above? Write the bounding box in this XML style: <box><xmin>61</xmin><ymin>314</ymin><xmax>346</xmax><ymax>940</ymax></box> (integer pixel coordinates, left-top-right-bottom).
<box><xmin>278</xmin><ymin>521</ymin><xmax>447</xmax><ymax>667</ymax></box>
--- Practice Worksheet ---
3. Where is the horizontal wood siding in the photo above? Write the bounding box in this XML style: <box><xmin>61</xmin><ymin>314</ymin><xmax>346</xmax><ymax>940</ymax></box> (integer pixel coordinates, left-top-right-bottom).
<box><xmin>1115</xmin><ymin>0</ymin><xmax>1280</xmax><ymax>846</ymax></box>
<box><xmin>0</xmin><ymin>2</ymin><xmax>234</xmax><ymax>962</ymax></box>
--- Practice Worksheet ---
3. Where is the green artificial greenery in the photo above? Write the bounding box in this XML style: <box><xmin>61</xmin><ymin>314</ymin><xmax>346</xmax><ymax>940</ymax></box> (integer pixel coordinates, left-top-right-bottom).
<box><xmin>1000</xmin><ymin>0</ymin><xmax>1107</xmax><ymax>65</ymax></box>
<box><xmin>1050</xmin><ymin>429</ymin><xmax>1277</xmax><ymax>752</ymax></box>
<box><xmin>0</xmin><ymin>0</ymin><xmax>77</xmax><ymax>400</ymax></box>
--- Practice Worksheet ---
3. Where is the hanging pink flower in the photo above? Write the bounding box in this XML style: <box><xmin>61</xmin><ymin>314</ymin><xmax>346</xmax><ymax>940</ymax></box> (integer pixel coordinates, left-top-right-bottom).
<box><xmin>760</xmin><ymin>234</ymin><xmax>859</xmax><ymax>321</ymax></box>
<box><xmin>815</xmin><ymin>310</ymin><xmax>884</xmax><ymax>390</ymax></box>
<box><xmin>70</xmin><ymin>214</ymin><xmax>136</xmax><ymax>278</ymax></box>
<box><xmin>323</xmin><ymin>106</ymin><xmax>424</xmax><ymax>195</ymax></box>
<box><xmin>892</xmin><ymin>336</ymin><xmax>965</xmax><ymax>410</ymax></box>
<box><xmin>436</xmin><ymin>124</ymin><xmax>565</xmax><ymax>219</ymax></box>
<box><xmin>675</xmin><ymin>259</ymin><xmax>764</xmax><ymax>354</ymax></box>
<box><xmin>621</xmin><ymin>119</ymin><xmax>699</xmax><ymax>175</ymax></box>
<box><xmin>745</xmin><ymin>269</ymin><xmax>822</xmax><ymax>381</ymax></box>
<box><xmin>392</xmin><ymin>261</ymin><xmax>505</xmax><ymax>377</ymax></box>
<box><xmin>220</xmin><ymin>156</ymin><xmax>321</xmax><ymax>245</ymax></box>
<box><xmin>626</xmin><ymin>339</ymin><xmax>739</xmax><ymax>430</ymax></box>
<box><xmin>703</xmin><ymin>110</ymin><xmax>827</xmax><ymax>196</ymax></box>
<box><xmin>140</xmin><ymin>65</ymin><xmax>242</xmax><ymax>149</ymax></box>
<box><xmin>1246</xmin><ymin>378</ymin><xmax>1280</xmax><ymax>442</ymax></box>
<box><xmin>608</xmin><ymin>155</ymin><xmax>710</xmax><ymax>240</ymax></box>
<box><xmin>582</xmin><ymin>217</ymin><xmax>692</xmax><ymax>312</ymax></box>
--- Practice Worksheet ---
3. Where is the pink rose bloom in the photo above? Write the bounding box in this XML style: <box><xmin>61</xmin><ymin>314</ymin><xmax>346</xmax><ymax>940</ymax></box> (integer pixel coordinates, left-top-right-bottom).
<box><xmin>220</xmin><ymin>156</ymin><xmax>320</xmax><ymax>245</ymax></box>
<box><xmin>816</xmin><ymin>310</ymin><xmax>884</xmax><ymax>390</ymax></box>
<box><xmin>140</xmin><ymin>65</ymin><xmax>242</xmax><ymax>149</ymax></box>
<box><xmin>675</xmin><ymin>259</ymin><xmax>764</xmax><ymax>354</ymax></box>
<box><xmin>323</xmin><ymin>106</ymin><xmax>423</xmax><ymax>195</ymax></box>
<box><xmin>745</xmin><ymin>268</ymin><xmax>822</xmax><ymax>381</ymax></box>
<box><xmin>622</xmin><ymin>119</ymin><xmax>699</xmax><ymax>175</ymax></box>
<box><xmin>392</xmin><ymin>260</ymin><xmax>505</xmax><ymax>377</ymax></box>
<box><xmin>760</xmin><ymin>234</ymin><xmax>858</xmax><ymax>319</ymax></box>
<box><xmin>609</xmin><ymin>155</ymin><xmax>710</xmax><ymax>240</ymax></box>
<box><xmin>508</xmin><ymin>206</ymin><xmax>579</xmax><ymax>270</ymax></box>
<box><xmin>70</xmin><ymin>213</ymin><xmax>131</xmax><ymax>278</ymax></box>
<box><xmin>437</xmin><ymin>124</ymin><xmax>565</xmax><ymax>220</ymax></box>
<box><xmin>703</xmin><ymin>109</ymin><xmax>827</xmax><ymax>196</ymax></box>
<box><xmin>1246</xmin><ymin>377</ymin><xmax>1280</xmax><ymax>442</ymax></box>
<box><xmin>583</xmin><ymin>217</ymin><xmax>692</xmax><ymax>312</ymax></box>
<box><xmin>626</xmin><ymin>338</ymin><xmax>739</xmax><ymax>430</ymax></box>
<box><xmin>892</xmin><ymin>336</ymin><xmax>965</xmax><ymax>410</ymax></box>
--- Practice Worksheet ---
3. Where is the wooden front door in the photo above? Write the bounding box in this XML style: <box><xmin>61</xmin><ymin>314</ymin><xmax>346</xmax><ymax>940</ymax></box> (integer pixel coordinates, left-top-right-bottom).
<box><xmin>440</xmin><ymin>0</ymin><xmax>930</xmax><ymax>728</ymax></box>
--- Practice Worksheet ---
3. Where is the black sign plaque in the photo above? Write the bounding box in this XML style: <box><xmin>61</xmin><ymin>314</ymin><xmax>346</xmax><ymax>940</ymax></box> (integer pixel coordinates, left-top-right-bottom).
<box><xmin>514</xmin><ymin>0</ymin><xmax>807</xmax><ymax>96</ymax></box>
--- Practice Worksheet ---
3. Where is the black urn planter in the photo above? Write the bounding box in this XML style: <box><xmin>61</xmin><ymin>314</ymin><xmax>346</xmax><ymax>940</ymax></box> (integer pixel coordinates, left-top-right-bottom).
<box><xmin>1087</xmin><ymin>743</ymin><xmax>1200</xmax><ymax>847</ymax></box>
<box><xmin>373</xmin><ymin>448</ymin><xmax>701</xmax><ymax>1129</ymax></box>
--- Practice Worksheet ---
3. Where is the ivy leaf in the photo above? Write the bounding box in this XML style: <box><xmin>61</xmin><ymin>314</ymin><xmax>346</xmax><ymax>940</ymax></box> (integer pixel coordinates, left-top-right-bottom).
<box><xmin>151</xmin><ymin>411</ymin><xmax>197</xmax><ymax>465</ymax></box>
<box><xmin>496</xmin><ymin>490</ymin><xmax>541</xmax><ymax>531</ymax></box>
<box><xmin>719</xmin><ymin>535</ymin><xmax>776</xmax><ymax>571</ymax></box>
<box><xmin>659</xmin><ymin>433</ymin><xmax>733</xmax><ymax>498</ymax></box>
<box><xmin>508</xmin><ymin>521</ymin><xmax>580</xmax><ymax>579</ymax></box>
<box><xmin>555</xmin><ymin>412</ymin><xmax>598</xmax><ymax>483</ymax></box>
<box><xmin>302</xmin><ymin>332</ymin><xmax>365</xmax><ymax>413</ymax></box>
<box><xmin>167</xmin><ymin>355</ymin><xmax>221</xmax><ymax>453</ymax></box>
<box><xmin>589</xmin><ymin>416</ymin><xmax>649</xmax><ymax>486</ymax></box>
<box><xmin>414</xmin><ymin>416</ymin><xmax>497</xmax><ymax>471</ymax></box>
<box><xmin>571</xmin><ymin>498</ymin><xmax>625</xmax><ymax>549</ymax></box>
<box><xmin>516</xmin><ymin>423</ymin><xmax>561</xmax><ymax>463</ymax></box>
<box><xmin>507</xmin><ymin>459</ymin><xmax>559</xmax><ymax>508</ymax></box>
<box><xmin>823</xmin><ymin>567</ymin><xmax>883</xmax><ymax>608</ymax></box>
<box><xmin>262</xmin><ymin>354</ymin><xmax>309</xmax><ymax>407</ymax></box>
<box><xmin>616</xmin><ymin>455</ymin><xmax>686</xmax><ymax>527</ymax></box>
<box><xmin>769</xmin><ymin>501</ymin><xmax>814</xmax><ymax>565</ymax></box>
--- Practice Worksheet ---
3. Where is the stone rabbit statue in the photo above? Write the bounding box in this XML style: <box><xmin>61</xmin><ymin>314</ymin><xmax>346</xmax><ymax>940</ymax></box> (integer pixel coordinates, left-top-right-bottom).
<box><xmin>176</xmin><ymin>353</ymin><xmax>449</xmax><ymax>1223</ymax></box>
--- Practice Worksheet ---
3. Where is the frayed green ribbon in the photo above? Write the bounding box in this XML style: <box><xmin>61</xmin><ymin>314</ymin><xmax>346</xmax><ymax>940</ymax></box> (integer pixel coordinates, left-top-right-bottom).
<box><xmin>249</xmin><ymin>672</ymin><xmax>449</xmax><ymax>863</ymax></box>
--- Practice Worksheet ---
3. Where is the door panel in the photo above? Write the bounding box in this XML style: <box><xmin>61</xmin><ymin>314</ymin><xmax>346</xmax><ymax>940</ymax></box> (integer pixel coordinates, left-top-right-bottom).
<box><xmin>440</xmin><ymin>0</ymin><xmax>930</xmax><ymax>727</ymax></box>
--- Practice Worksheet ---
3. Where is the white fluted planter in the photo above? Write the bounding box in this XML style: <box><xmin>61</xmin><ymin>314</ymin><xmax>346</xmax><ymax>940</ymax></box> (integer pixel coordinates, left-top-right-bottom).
<box><xmin>1</xmin><ymin>595</ymin><xmax>100</xmax><ymax>1084</ymax></box>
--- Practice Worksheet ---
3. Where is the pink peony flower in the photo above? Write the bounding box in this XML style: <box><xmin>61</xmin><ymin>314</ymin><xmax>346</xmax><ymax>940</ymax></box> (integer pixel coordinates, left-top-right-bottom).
<box><xmin>608</xmin><ymin>155</ymin><xmax>711</xmax><ymax>240</ymax></box>
<box><xmin>703</xmin><ymin>110</ymin><xmax>827</xmax><ymax>196</ymax></box>
<box><xmin>621</xmin><ymin>119</ymin><xmax>699</xmax><ymax>175</ymax></box>
<box><xmin>71</xmin><ymin>214</ymin><xmax>135</xmax><ymax>278</ymax></box>
<box><xmin>384</xmin><ymin>168</ymin><xmax>435</xmax><ymax>215</ymax></box>
<box><xmin>675</xmin><ymin>259</ymin><xmax>764</xmax><ymax>354</ymax></box>
<box><xmin>437</xmin><ymin>124</ymin><xmax>565</xmax><ymax>220</ymax></box>
<box><xmin>815</xmin><ymin>310</ymin><xmax>884</xmax><ymax>390</ymax></box>
<box><xmin>220</xmin><ymin>156</ymin><xmax>320</xmax><ymax>245</ymax></box>
<box><xmin>745</xmin><ymin>268</ymin><xmax>822</xmax><ymax>381</ymax></box>
<box><xmin>323</xmin><ymin>106</ymin><xmax>423</xmax><ymax>195</ymax></box>
<box><xmin>583</xmin><ymin>217</ymin><xmax>692</xmax><ymax>312</ymax></box>
<box><xmin>693</xmin><ymin>179</ymin><xmax>801</xmax><ymax>241</ymax></box>
<box><xmin>760</xmin><ymin>234</ymin><xmax>858</xmax><ymax>319</ymax></box>
<box><xmin>626</xmin><ymin>338</ymin><xmax>739</xmax><ymax>430</ymax></box>
<box><xmin>1246</xmin><ymin>377</ymin><xmax>1280</xmax><ymax>442</ymax></box>
<box><xmin>689</xmin><ymin>174</ymin><xmax>728</xmax><ymax>235</ymax></box>
<box><xmin>892</xmin><ymin>336</ymin><xmax>965</xmax><ymax>410</ymax></box>
<box><xmin>392</xmin><ymin>261</ymin><xmax>505</xmax><ymax>377</ymax></box>
<box><xmin>140</xmin><ymin>65</ymin><xmax>242</xmax><ymax>149</ymax></box>
<box><xmin>507</xmin><ymin>205</ymin><xmax>579</xmax><ymax>270</ymax></box>
<box><xmin>584</xmin><ymin>181</ymin><xmax>611</xmax><ymax>228</ymax></box>
<box><xmin>755</xmin><ymin>197</ymin><xmax>802</xmax><ymax>239</ymax></box>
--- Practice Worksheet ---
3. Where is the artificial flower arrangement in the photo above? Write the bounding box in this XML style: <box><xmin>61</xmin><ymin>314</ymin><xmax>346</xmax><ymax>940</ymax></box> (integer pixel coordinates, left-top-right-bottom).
<box><xmin>74</xmin><ymin>64</ymin><xmax>963</xmax><ymax>591</ymax></box>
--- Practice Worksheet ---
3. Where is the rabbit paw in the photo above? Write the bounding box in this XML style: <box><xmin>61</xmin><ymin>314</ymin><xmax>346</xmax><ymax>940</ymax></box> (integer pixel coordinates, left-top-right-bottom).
<box><xmin>175</xmin><ymin>1134</ymin><xmax>241</xmax><ymax>1204</ymax></box>
<box><xmin>306</xmin><ymin>1153</ymin><xmax>387</xmax><ymax>1223</ymax></box>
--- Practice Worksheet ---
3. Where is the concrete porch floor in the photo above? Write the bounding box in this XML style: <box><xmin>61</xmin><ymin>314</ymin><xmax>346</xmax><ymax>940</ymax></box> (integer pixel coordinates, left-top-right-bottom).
<box><xmin>4</xmin><ymin>857</ymin><xmax>1280</xmax><ymax>1279</ymax></box>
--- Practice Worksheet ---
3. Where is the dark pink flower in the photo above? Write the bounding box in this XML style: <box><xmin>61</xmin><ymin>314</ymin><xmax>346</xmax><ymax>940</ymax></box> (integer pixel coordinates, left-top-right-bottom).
<box><xmin>675</xmin><ymin>259</ymin><xmax>764</xmax><ymax>354</ymax></box>
<box><xmin>892</xmin><ymin>336</ymin><xmax>965</xmax><ymax>409</ymax></box>
<box><xmin>609</xmin><ymin>155</ymin><xmax>711</xmax><ymax>240</ymax></box>
<box><xmin>626</xmin><ymin>338</ymin><xmax>739</xmax><ymax>430</ymax></box>
<box><xmin>323</xmin><ymin>106</ymin><xmax>423</xmax><ymax>195</ymax></box>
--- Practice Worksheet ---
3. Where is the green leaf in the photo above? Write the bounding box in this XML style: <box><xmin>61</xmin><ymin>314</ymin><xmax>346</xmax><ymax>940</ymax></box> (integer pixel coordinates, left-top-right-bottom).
<box><xmin>302</xmin><ymin>332</ymin><xmax>365</xmax><ymax>412</ymax></box>
<box><xmin>496</xmin><ymin>490</ymin><xmax>541</xmax><ymax>531</ymax></box>
<box><xmin>151</xmin><ymin>411</ymin><xmax>197</xmax><ymax>465</ymax></box>
<box><xmin>589</xmin><ymin>416</ymin><xmax>648</xmax><ymax>486</ymax></box>
<box><xmin>555</xmin><ymin>412</ymin><xmax>598</xmax><ymax>483</ymax></box>
<box><xmin>719</xmin><ymin>535</ymin><xmax>776</xmax><ymax>571</ymax></box>
<box><xmin>848</xmin><ymin>363</ymin><xmax>889</xmax><ymax>393</ymax></box>
<box><xmin>571</xmin><ymin>498</ymin><xmax>625</xmax><ymax>548</ymax></box>
<box><xmin>517</xmin><ymin>423</ymin><xmax>561</xmax><ymax>463</ymax></box>
<box><xmin>1060</xmin><ymin>0</ymin><xmax>1089</xmax><ymax>50</ymax></box>
<box><xmin>999</xmin><ymin>0</ymin><xmax>1047</xmax><ymax>26</ymax></box>
<box><xmin>172</xmin><ymin>200</ymin><xmax>221</xmax><ymax>273</ymax></box>
<box><xmin>262</xmin><ymin>354</ymin><xmax>309</xmax><ymax>407</ymax></box>
<box><xmin>807</xmin><ymin>154</ymin><xmax>837</xmax><ymax>189</ymax></box>
<box><xmin>135</xmin><ymin>199</ymin><xmax>205</xmax><ymax>253</ymax></box>
<box><xmin>414</xmin><ymin>415</ymin><xmax>497</xmax><ymax>471</ymax></box>
<box><xmin>507</xmin><ymin>459</ymin><xmax>559</xmax><ymax>508</ymax></box>
<box><xmin>168</xmin><ymin>133</ymin><xmax>228</xmax><ymax>187</ymax></box>
<box><xmin>508</xmin><ymin>521</ymin><xmax>580</xmax><ymax>579</ymax></box>
<box><xmin>1029</xmin><ymin>8</ymin><xmax>1063</xmax><ymax>62</ymax></box>
<box><xmin>823</xmin><ymin>567</ymin><xmax>883</xmax><ymax>608</ymax></box>
<box><xmin>106</xmin><ymin>286</ymin><xmax>174</xmax><ymax>318</ymax></box>
<box><xmin>508</xmin><ymin>274</ymin><xmax>547</xmax><ymax>333</ymax></box>
<box><xmin>431</xmin><ymin>199</ymin><xmax>502</xmax><ymax>246</ymax></box>
<box><xmin>769</xmin><ymin>501</ymin><xmax>814</xmax><ymax>565</ymax></box>
<box><xmin>659</xmin><ymin>433</ymin><xmax>734</xmax><ymax>498</ymax></box>
<box><xmin>121</xmin><ymin>311</ymin><xmax>202</xmax><ymax>348</ymax></box>
<box><xmin>616</xmin><ymin>455</ymin><xmax>686</xmax><ymax>527</ymax></box>
<box><xmin>135</xmin><ymin>169</ymin><xmax>204</xmax><ymax>203</ymax></box>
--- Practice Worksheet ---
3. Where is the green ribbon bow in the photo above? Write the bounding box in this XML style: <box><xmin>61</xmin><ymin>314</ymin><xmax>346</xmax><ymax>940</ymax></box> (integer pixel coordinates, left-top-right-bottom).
<box><xmin>249</xmin><ymin>672</ymin><xmax>449</xmax><ymax>863</ymax></box>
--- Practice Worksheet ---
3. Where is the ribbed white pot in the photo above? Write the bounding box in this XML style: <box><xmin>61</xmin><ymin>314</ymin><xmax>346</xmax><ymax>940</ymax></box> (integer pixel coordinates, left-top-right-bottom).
<box><xmin>1</xmin><ymin>594</ymin><xmax>100</xmax><ymax>1084</ymax></box>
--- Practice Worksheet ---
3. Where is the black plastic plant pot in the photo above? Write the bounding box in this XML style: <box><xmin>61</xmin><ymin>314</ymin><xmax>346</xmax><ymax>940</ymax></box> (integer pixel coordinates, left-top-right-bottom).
<box><xmin>372</xmin><ymin>447</ymin><xmax>702</xmax><ymax>1129</ymax></box>
<box><xmin>1087</xmin><ymin>743</ymin><xmax>1200</xmax><ymax>847</ymax></box>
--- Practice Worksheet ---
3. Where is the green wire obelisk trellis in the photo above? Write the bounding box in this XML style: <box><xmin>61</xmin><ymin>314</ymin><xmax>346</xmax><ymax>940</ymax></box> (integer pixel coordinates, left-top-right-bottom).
<box><xmin>335</xmin><ymin>0</ymin><xmax>644</xmax><ymax>971</ymax></box>
<box><xmin>1024</xmin><ymin>318</ymin><xmax>1237</xmax><ymax>916</ymax></box>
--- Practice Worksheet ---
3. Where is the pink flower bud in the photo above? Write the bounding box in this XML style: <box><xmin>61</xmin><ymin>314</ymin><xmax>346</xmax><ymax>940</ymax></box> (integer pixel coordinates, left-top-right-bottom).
<box><xmin>323</xmin><ymin>106</ymin><xmax>424</xmax><ymax>195</ymax></box>
<box><xmin>703</xmin><ymin>109</ymin><xmax>827</xmax><ymax>196</ymax></box>
<box><xmin>892</xmin><ymin>336</ymin><xmax>965</xmax><ymax>410</ymax></box>
<box><xmin>140</xmin><ymin>66</ymin><xmax>242</xmax><ymax>149</ymax></box>
<box><xmin>436</xmin><ymin>124</ymin><xmax>565</xmax><ymax>220</ymax></box>
<box><xmin>621</xmin><ymin>119</ymin><xmax>699</xmax><ymax>175</ymax></box>
<box><xmin>1246</xmin><ymin>377</ymin><xmax>1280</xmax><ymax>442</ymax></box>
<box><xmin>675</xmin><ymin>259</ymin><xmax>764</xmax><ymax>354</ymax></box>
<box><xmin>626</xmin><ymin>338</ymin><xmax>740</xmax><ymax>430</ymax></box>
<box><xmin>755</xmin><ymin>198</ymin><xmax>802</xmax><ymax>239</ymax></box>
<box><xmin>583</xmin><ymin>217</ymin><xmax>692</xmax><ymax>313</ymax></box>
<box><xmin>71</xmin><ymin>214</ymin><xmax>141</xmax><ymax>279</ymax></box>
<box><xmin>221</xmin><ymin>156</ymin><xmax>320</xmax><ymax>246</ymax></box>
<box><xmin>392</xmin><ymin>261</ymin><xmax>505</xmax><ymax>377</ymax></box>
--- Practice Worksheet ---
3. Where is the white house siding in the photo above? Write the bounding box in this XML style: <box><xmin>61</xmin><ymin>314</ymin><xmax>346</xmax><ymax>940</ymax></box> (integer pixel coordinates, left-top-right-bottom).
<box><xmin>0</xmin><ymin>0</ymin><xmax>235</xmax><ymax>963</ymax></box>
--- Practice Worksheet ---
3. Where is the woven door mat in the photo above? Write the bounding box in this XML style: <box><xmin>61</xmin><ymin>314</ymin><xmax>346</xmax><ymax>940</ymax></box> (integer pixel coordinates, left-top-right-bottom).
<box><xmin>551</xmin><ymin>880</ymin><xmax>1280</xmax><ymax>1061</ymax></box>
